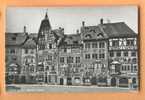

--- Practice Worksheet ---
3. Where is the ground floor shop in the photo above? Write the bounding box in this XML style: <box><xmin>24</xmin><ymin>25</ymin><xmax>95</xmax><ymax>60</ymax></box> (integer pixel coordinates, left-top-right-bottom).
<box><xmin>108</xmin><ymin>75</ymin><xmax>138</xmax><ymax>89</ymax></box>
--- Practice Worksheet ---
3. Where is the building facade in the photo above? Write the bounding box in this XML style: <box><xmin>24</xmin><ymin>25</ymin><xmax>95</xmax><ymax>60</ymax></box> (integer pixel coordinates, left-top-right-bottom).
<box><xmin>80</xmin><ymin>20</ymin><xmax>109</xmax><ymax>86</ymax></box>
<box><xmin>58</xmin><ymin>33</ymin><xmax>84</xmax><ymax>85</ymax></box>
<box><xmin>105</xmin><ymin>22</ymin><xmax>138</xmax><ymax>88</ymax></box>
<box><xmin>5</xmin><ymin>13</ymin><xmax>138</xmax><ymax>88</ymax></box>
<box><xmin>21</xmin><ymin>37</ymin><xmax>37</xmax><ymax>84</ymax></box>
<box><xmin>5</xmin><ymin>30</ymin><xmax>28</xmax><ymax>84</ymax></box>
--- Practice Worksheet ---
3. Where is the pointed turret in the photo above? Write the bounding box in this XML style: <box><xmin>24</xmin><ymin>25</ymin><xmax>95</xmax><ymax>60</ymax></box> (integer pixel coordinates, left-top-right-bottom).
<box><xmin>45</xmin><ymin>12</ymin><xmax>48</xmax><ymax>19</ymax></box>
<box><xmin>37</xmin><ymin>11</ymin><xmax>51</xmax><ymax>50</ymax></box>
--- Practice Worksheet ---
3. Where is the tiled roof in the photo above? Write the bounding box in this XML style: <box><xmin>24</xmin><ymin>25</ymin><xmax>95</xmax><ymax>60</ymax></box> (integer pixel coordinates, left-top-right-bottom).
<box><xmin>5</xmin><ymin>33</ymin><xmax>28</xmax><ymax>46</ymax></box>
<box><xmin>29</xmin><ymin>33</ymin><xmax>38</xmax><ymax>38</ymax></box>
<box><xmin>82</xmin><ymin>25</ymin><xmax>108</xmax><ymax>40</ymax></box>
<box><xmin>102</xmin><ymin>22</ymin><xmax>137</xmax><ymax>38</ymax></box>
<box><xmin>52</xmin><ymin>28</ymin><xmax>64</xmax><ymax>38</ymax></box>
<box><xmin>22</xmin><ymin>38</ymin><xmax>37</xmax><ymax>48</ymax></box>
<box><xmin>81</xmin><ymin>22</ymin><xmax>137</xmax><ymax>40</ymax></box>
<box><xmin>59</xmin><ymin>34</ymin><xmax>82</xmax><ymax>46</ymax></box>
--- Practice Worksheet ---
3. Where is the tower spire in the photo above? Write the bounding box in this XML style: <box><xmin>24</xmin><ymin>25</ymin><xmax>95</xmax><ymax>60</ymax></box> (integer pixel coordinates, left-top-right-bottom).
<box><xmin>45</xmin><ymin>9</ymin><xmax>48</xmax><ymax>19</ymax></box>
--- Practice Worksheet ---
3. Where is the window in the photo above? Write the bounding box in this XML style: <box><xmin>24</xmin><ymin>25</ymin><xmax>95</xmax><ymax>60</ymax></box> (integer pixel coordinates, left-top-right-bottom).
<box><xmin>52</xmin><ymin>66</ymin><xmax>55</xmax><ymax>70</ymax></box>
<box><xmin>64</xmin><ymin>48</ymin><xmax>67</xmax><ymax>52</ymax></box>
<box><xmin>124</xmin><ymin>51</ymin><xmax>128</xmax><ymax>57</ymax></box>
<box><xmin>99</xmin><ymin>42</ymin><xmax>105</xmax><ymax>48</ymax></box>
<box><xmin>134</xmin><ymin>66</ymin><xmax>137</xmax><ymax>71</ymax></box>
<box><xmin>110</xmin><ymin>51</ymin><xmax>114</xmax><ymax>57</ymax></box>
<box><xmin>116</xmin><ymin>51</ymin><xmax>121</xmax><ymax>57</ymax></box>
<box><xmin>85</xmin><ymin>43</ymin><xmax>90</xmax><ymax>48</ymax></box>
<box><xmin>132</xmin><ymin>58</ymin><xmax>137</xmax><ymax>63</ymax></box>
<box><xmin>92</xmin><ymin>54</ymin><xmax>98</xmax><ymax>59</ymax></box>
<box><xmin>12</xmin><ymin>57</ymin><xmax>17</xmax><ymax>61</ymax></box>
<box><xmin>76</xmin><ymin>57</ymin><xmax>80</xmax><ymax>63</ymax></box>
<box><xmin>31</xmin><ymin>59</ymin><xmax>33</xmax><ymax>63</ymax></box>
<box><xmin>127</xmin><ymin>65</ymin><xmax>130</xmax><ymax>70</ymax></box>
<box><xmin>123</xmin><ymin>66</ymin><xmax>127</xmax><ymax>71</ymax></box>
<box><xmin>60</xmin><ymin>57</ymin><xmax>64</xmax><ymax>63</ymax></box>
<box><xmin>10</xmin><ymin>49</ymin><xmax>15</xmax><ymax>54</ymax></box>
<box><xmin>67</xmin><ymin>56</ymin><xmax>73</xmax><ymax>63</ymax></box>
<box><xmin>48</xmin><ymin>55</ymin><xmax>52</xmax><ymax>61</ymax></box>
<box><xmin>30</xmin><ymin>66</ymin><xmax>34</xmax><ymax>72</ymax></box>
<box><xmin>126</xmin><ymin>40</ymin><xmax>134</xmax><ymax>46</ymax></box>
<box><xmin>12</xmin><ymin>37</ymin><xmax>16</xmax><ymax>41</ymax></box>
<box><xmin>85</xmin><ymin>54</ymin><xmax>90</xmax><ymax>59</ymax></box>
<box><xmin>131</xmin><ymin>51</ymin><xmax>136</xmax><ymax>56</ymax></box>
<box><xmin>99</xmin><ymin>53</ymin><xmax>105</xmax><ymax>59</ymax></box>
<box><xmin>49</xmin><ymin>44</ymin><xmax>52</xmax><ymax>49</ymax></box>
<box><xmin>112</xmin><ymin>40</ymin><xmax>119</xmax><ymax>47</ymax></box>
<box><xmin>30</xmin><ymin>49</ymin><xmax>34</xmax><ymax>54</ymax></box>
<box><xmin>73</xmin><ymin>41</ymin><xmax>78</xmax><ymax>44</ymax></box>
<box><xmin>25</xmin><ymin>49</ymin><xmax>28</xmax><ymax>54</ymax></box>
<box><xmin>92</xmin><ymin>42</ymin><xmax>98</xmax><ymax>48</ymax></box>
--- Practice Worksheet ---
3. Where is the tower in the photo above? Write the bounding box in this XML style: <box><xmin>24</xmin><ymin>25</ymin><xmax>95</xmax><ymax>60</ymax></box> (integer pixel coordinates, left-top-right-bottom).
<box><xmin>37</xmin><ymin>12</ymin><xmax>51</xmax><ymax>50</ymax></box>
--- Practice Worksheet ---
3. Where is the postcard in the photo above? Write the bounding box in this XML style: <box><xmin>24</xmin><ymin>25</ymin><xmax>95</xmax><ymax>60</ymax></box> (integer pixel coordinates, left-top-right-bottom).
<box><xmin>5</xmin><ymin>6</ymin><xmax>138</xmax><ymax>92</ymax></box>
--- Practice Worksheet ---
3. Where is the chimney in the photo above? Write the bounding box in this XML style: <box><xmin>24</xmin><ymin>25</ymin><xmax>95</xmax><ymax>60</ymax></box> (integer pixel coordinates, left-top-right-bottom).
<box><xmin>24</xmin><ymin>26</ymin><xmax>26</xmax><ymax>33</ymax></box>
<box><xmin>76</xmin><ymin>29</ymin><xmax>79</xmax><ymax>34</ymax></box>
<box><xmin>100</xmin><ymin>18</ymin><xmax>103</xmax><ymax>24</ymax></box>
<box><xmin>82</xmin><ymin>21</ymin><xmax>85</xmax><ymax>27</ymax></box>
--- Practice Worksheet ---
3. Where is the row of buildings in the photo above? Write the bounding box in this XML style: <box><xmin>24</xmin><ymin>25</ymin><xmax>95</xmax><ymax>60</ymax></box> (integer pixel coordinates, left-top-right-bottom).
<box><xmin>5</xmin><ymin>12</ymin><xmax>138</xmax><ymax>88</ymax></box>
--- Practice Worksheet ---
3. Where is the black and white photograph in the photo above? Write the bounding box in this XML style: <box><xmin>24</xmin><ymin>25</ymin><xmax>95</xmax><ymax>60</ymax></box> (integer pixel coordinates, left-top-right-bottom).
<box><xmin>5</xmin><ymin>6</ymin><xmax>139</xmax><ymax>92</ymax></box>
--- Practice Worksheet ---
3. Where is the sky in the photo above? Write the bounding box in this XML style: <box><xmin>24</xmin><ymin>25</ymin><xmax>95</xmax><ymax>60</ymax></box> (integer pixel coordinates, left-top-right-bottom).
<box><xmin>6</xmin><ymin>6</ymin><xmax>138</xmax><ymax>34</ymax></box>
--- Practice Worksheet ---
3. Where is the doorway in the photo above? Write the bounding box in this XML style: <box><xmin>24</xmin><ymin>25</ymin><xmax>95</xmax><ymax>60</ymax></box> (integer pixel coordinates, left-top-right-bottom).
<box><xmin>111</xmin><ymin>77</ymin><xmax>116</xmax><ymax>86</ymax></box>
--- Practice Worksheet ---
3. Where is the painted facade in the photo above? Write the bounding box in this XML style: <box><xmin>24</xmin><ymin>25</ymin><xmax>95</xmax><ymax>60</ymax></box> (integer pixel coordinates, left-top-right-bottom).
<box><xmin>5</xmin><ymin>13</ymin><xmax>138</xmax><ymax>89</ymax></box>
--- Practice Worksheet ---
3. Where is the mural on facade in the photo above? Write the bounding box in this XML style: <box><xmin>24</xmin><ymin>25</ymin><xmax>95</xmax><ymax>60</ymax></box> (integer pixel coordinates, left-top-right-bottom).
<box><xmin>5</xmin><ymin>7</ymin><xmax>139</xmax><ymax>92</ymax></box>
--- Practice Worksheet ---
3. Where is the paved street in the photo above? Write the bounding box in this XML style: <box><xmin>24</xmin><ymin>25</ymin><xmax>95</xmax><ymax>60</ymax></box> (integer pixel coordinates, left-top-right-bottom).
<box><xmin>6</xmin><ymin>85</ymin><xmax>137</xmax><ymax>92</ymax></box>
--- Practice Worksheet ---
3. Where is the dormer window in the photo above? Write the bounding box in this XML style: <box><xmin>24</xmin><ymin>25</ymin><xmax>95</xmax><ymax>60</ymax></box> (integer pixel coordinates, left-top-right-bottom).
<box><xmin>90</xmin><ymin>29</ymin><xmax>96</xmax><ymax>33</ymax></box>
<box><xmin>85</xmin><ymin>34</ymin><xmax>92</xmax><ymax>39</ymax></box>
<box><xmin>97</xmin><ymin>33</ymin><xmax>104</xmax><ymax>37</ymax></box>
